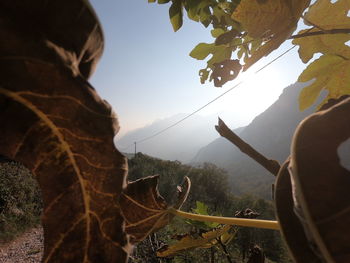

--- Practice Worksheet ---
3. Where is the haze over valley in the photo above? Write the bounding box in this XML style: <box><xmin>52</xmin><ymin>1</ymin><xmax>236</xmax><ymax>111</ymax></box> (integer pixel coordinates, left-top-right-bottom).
<box><xmin>117</xmin><ymin>82</ymin><xmax>322</xmax><ymax>198</ymax></box>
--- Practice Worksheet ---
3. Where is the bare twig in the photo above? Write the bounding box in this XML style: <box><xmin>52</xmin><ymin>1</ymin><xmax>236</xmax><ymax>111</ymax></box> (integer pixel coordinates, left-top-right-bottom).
<box><xmin>215</xmin><ymin>118</ymin><xmax>280</xmax><ymax>176</ymax></box>
<box><xmin>217</xmin><ymin>238</ymin><xmax>235</xmax><ymax>263</ymax></box>
<box><xmin>210</xmin><ymin>247</ymin><xmax>215</xmax><ymax>263</ymax></box>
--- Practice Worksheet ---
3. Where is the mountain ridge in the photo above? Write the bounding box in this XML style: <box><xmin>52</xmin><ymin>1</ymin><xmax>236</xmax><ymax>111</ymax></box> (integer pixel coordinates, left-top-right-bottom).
<box><xmin>195</xmin><ymin>82</ymin><xmax>323</xmax><ymax>198</ymax></box>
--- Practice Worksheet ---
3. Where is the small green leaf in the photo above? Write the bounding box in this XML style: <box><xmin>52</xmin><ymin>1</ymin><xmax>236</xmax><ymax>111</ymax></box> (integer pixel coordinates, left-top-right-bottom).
<box><xmin>169</xmin><ymin>1</ymin><xmax>183</xmax><ymax>32</ymax></box>
<box><xmin>237</xmin><ymin>46</ymin><xmax>245</xmax><ymax>59</ymax></box>
<box><xmin>207</xmin><ymin>46</ymin><xmax>232</xmax><ymax>66</ymax></box>
<box><xmin>158</xmin><ymin>0</ymin><xmax>170</xmax><ymax>3</ymax></box>
<box><xmin>190</xmin><ymin>43</ymin><xmax>215</xmax><ymax>60</ymax></box>
<box><xmin>201</xmin><ymin>19</ymin><xmax>211</xmax><ymax>28</ymax></box>
<box><xmin>211</xmin><ymin>28</ymin><xmax>225</xmax><ymax>38</ymax></box>
<box><xmin>186</xmin><ymin>201</ymin><xmax>220</xmax><ymax>229</ymax></box>
<box><xmin>193</xmin><ymin>201</ymin><xmax>209</xmax><ymax>215</ymax></box>
<box><xmin>185</xmin><ymin>0</ymin><xmax>200</xmax><ymax>21</ymax></box>
<box><xmin>148</xmin><ymin>0</ymin><xmax>156</xmax><ymax>3</ymax></box>
<box><xmin>199</xmin><ymin>6</ymin><xmax>211</xmax><ymax>26</ymax></box>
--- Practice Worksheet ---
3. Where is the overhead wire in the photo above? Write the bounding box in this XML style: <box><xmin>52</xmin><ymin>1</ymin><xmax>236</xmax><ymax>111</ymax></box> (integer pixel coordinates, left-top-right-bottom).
<box><xmin>119</xmin><ymin>44</ymin><xmax>297</xmax><ymax>151</ymax></box>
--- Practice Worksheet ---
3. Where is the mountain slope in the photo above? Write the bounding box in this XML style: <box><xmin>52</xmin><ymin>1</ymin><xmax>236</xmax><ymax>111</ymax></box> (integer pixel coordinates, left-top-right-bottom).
<box><xmin>195</xmin><ymin>82</ymin><xmax>322</xmax><ymax>198</ymax></box>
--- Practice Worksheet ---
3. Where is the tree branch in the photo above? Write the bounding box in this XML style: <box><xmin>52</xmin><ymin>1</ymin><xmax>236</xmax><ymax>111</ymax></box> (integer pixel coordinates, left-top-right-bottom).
<box><xmin>289</xmin><ymin>28</ymin><xmax>350</xmax><ymax>39</ymax></box>
<box><xmin>215</xmin><ymin>118</ymin><xmax>280</xmax><ymax>176</ymax></box>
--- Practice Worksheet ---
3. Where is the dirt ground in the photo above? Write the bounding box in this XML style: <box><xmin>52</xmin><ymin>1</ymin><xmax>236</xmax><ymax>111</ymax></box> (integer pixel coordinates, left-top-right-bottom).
<box><xmin>0</xmin><ymin>227</ymin><xmax>43</xmax><ymax>263</ymax></box>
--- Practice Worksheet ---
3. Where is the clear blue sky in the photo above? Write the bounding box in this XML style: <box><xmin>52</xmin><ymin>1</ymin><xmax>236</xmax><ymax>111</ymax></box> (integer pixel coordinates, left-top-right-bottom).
<box><xmin>89</xmin><ymin>0</ymin><xmax>307</xmax><ymax>137</ymax></box>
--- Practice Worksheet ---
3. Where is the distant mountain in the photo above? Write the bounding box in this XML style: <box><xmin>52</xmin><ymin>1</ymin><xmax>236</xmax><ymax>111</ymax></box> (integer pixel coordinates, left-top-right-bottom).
<box><xmin>115</xmin><ymin>113</ymin><xmax>238</xmax><ymax>163</ymax></box>
<box><xmin>192</xmin><ymin>126</ymin><xmax>245</xmax><ymax>166</ymax></box>
<box><xmin>195</xmin><ymin>82</ymin><xmax>323</xmax><ymax>199</ymax></box>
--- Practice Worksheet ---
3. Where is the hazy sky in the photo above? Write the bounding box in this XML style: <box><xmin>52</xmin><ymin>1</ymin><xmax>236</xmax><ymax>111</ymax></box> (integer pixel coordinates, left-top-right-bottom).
<box><xmin>89</xmin><ymin>0</ymin><xmax>307</xmax><ymax>138</ymax></box>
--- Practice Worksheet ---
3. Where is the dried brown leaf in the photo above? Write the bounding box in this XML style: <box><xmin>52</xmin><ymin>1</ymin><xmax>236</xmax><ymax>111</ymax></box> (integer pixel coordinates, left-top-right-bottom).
<box><xmin>0</xmin><ymin>60</ymin><xmax>130</xmax><ymax>262</ymax></box>
<box><xmin>120</xmin><ymin>176</ymin><xmax>191</xmax><ymax>243</ymax></box>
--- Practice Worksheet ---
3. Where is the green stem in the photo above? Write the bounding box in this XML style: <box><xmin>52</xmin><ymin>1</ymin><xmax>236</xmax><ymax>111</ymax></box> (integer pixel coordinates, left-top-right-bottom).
<box><xmin>169</xmin><ymin>208</ymin><xmax>280</xmax><ymax>230</ymax></box>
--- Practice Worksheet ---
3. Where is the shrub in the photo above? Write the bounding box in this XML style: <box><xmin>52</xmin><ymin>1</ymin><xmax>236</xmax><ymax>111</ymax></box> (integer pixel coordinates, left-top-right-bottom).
<box><xmin>0</xmin><ymin>161</ymin><xmax>42</xmax><ymax>242</ymax></box>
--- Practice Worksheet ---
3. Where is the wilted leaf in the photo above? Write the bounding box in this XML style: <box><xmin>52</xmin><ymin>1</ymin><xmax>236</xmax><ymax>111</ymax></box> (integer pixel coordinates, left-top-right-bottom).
<box><xmin>298</xmin><ymin>55</ymin><xmax>350</xmax><ymax>110</ymax></box>
<box><xmin>120</xmin><ymin>176</ymin><xmax>190</xmax><ymax>243</ymax></box>
<box><xmin>293</xmin><ymin>0</ymin><xmax>350</xmax><ymax>63</ymax></box>
<box><xmin>169</xmin><ymin>0</ymin><xmax>183</xmax><ymax>32</ymax></box>
<box><xmin>0</xmin><ymin>60</ymin><xmax>129</xmax><ymax>262</ymax></box>
<box><xmin>156</xmin><ymin>224</ymin><xmax>234</xmax><ymax>257</ymax></box>
<box><xmin>199</xmin><ymin>68</ymin><xmax>210</xmax><ymax>84</ymax></box>
<box><xmin>235</xmin><ymin>208</ymin><xmax>260</xmax><ymax>219</ymax></box>
<box><xmin>247</xmin><ymin>245</ymin><xmax>266</xmax><ymax>263</ymax></box>
<box><xmin>220</xmin><ymin>228</ymin><xmax>237</xmax><ymax>245</ymax></box>
<box><xmin>212</xmin><ymin>59</ymin><xmax>242</xmax><ymax>87</ymax></box>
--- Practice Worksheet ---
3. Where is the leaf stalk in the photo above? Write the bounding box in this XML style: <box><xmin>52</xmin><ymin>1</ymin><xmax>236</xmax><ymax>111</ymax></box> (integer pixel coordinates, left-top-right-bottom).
<box><xmin>289</xmin><ymin>28</ymin><xmax>350</xmax><ymax>39</ymax></box>
<box><xmin>169</xmin><ymin>208</ymin><xmax>280</xmax><ymax>230</ymax></box>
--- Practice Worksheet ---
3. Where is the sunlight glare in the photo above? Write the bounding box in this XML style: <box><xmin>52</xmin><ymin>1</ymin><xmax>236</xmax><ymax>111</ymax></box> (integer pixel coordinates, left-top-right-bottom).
<box><xmin>208</xmin><ymin>67</ymin><xmax>286</xmax><ymax>123</ymax></box>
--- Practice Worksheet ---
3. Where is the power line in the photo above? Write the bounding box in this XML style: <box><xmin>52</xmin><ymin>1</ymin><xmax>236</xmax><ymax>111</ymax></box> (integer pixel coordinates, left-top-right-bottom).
<box><xmin>120</xmin><ymin>45</ymin><xmax>297</xmax><ymax>151</ymax></box>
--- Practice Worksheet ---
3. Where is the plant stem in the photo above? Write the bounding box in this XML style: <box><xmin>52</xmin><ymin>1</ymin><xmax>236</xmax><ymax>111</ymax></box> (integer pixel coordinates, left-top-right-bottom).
<box><xmin>289</xmin><ymin>28</ymin><xmax>350</xmax><ymax>39</ymax></box>
<box><xmin>210</xmin><ymin>247</ymin><xmax>215</xmax><ymax>263</ymax></box>
<box><xmin>217</xmin><ymin>238</ymin><xmax>234</xmax><ymax>263</ymax></box>
<box><xmin>169</xmin><ymin>208</ymin><xmax>280</xmax><ymax>230</ymax></box>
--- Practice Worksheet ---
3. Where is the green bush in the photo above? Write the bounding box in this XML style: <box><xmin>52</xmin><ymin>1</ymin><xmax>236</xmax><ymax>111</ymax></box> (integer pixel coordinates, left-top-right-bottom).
<box><xmin>0</xmin><ymin>161</ymin><xmax>42</xmax><ymax>242</ymax></box>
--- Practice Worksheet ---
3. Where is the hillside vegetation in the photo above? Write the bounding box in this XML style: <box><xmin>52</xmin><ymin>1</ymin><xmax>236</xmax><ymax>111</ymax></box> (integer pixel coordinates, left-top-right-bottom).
<box><xmin>128</xmin><ymin>153</ymin><xmax>291</xmax><ymax>262</ymax></box>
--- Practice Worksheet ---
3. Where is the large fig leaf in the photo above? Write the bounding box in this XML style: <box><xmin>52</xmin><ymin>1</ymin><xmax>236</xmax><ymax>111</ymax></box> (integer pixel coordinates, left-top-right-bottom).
<box><xmin>232</xmin><ymin>0</ymin><xmax>310</xmax><ymax>70</ymax></box>
<box><xmin>293</xmin><ymin>29</ymin><xmax>350</xmax><ymax>64</ymax></box>
<box><xmin>293</xmin><ymin>0</ymin><xmax>350</xmax><ymax>110</ymax></box>
<box><xmin>293</xmin><ymin>0</ymin><xmax>350</xmax><ymax>63</ymax></box>
<box><xmin>298</xmin><ymin>55</ymin><xmax>350</xmax><ymax>110</ymax></box>
<box><xmin>0</xmin><ymin>60</ymin><xmax>130</xmax><ymax>262</ymax></box>
<box><xmin>120</xmin><ymin>175</ymin><xmax>190</xmax><ymax>243</ymax></box>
